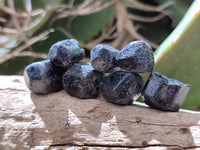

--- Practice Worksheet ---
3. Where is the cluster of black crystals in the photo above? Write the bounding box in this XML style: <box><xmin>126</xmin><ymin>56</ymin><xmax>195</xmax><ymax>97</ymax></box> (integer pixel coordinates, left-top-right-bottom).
<box><xmin>24</xmin><ymin>39</ymin><xmax>190</xmax><ymax>112</ymax></box>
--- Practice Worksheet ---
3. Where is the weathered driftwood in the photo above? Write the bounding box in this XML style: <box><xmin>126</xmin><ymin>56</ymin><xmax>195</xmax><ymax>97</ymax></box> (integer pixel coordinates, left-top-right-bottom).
<box><xmin>0</xmin><ymin>76</ymin><xmax>200</xmax><ymax>150</ymax></box>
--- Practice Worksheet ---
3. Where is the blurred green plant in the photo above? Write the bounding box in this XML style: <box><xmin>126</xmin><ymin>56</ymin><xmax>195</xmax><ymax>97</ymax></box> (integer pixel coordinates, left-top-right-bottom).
<box><xmin>0</xmin><ymin>0</ymin><xmax>192</xmax><ymax>74</ymax></box>
<box><xmin>154</xmin><ymin>0</ymin><xmax>200</xmax><ymax>110</ymax></box>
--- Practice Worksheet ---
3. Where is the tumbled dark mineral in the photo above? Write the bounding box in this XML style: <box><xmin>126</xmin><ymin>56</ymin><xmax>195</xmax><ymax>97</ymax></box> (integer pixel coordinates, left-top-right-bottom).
<box><xmin>24</xmin><ymin>60</ymin><xmax>66</xmax><ymax>94</ymax></box>
<box><xmin>142</xmin><ymin>72</ymin><xmax>190</xmax><ymax>112</ymax></box>
<box><xmin>48</xmin><ymin>39</ymin><xmax>85</xmax><ymax>67</ymax></box>
<box><xmin>62</xmin><ymin>63</ymin><xmax>103</xmax><ymax>99</ymax></box>
<box><xmin>91</xmin><ymin>44</ymin><xmax>119</xmax><ymax>72</ymax></box>
<box><xmin>101</xmin><ymin>71</ymin><xmax>144</xmax><ymax>105</ymax></box>
<box><xmin>116</xmin><ymin>40</ymin><xmax>154</xmax><ymax>73</ymax></box>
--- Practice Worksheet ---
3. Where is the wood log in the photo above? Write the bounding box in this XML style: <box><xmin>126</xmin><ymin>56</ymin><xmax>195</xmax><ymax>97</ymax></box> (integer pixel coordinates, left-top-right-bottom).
<box><xmin>0</xmin><ymin>76</ymin><xmax>200</xmax><ymax>150</ymax></box>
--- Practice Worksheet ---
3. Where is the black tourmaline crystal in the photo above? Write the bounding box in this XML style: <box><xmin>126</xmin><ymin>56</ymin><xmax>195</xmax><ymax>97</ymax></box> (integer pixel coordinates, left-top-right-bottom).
<box><xmin>24</xmin><ymin>60</ymin><xmax>66</xmax><ymax>94</ymax></box>
<box><xmin>116</xmin><ymin>40</ymin><xmax>154</xmax><ymax>73</ymax></box>
<box><xmin>142</xmin><ymin>72</ymin><xmax>190</xmax><ymax>112</ymax></box>
<box><xmin>62</xmin><ymin>63</ymin><xmax>103</xmax><ymax>99</ymax></box>
<box><xmin>91</xmin><ymin>44</ymin><xmax>119</xmax><ymax>72</ymax></box>
<box><xmin>101</xmin><ymin>71</ymin><xmax>144</xmax><ymax>105</ymax></box>
<box><xmin>48</xmin><ymin>39</ymin><xmax>85</xmax><ymax>67</ymax></box>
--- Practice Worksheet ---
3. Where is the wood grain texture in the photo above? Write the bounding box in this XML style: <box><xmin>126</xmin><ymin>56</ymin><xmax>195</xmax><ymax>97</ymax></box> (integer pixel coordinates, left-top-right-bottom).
<box><xmin>0</xmin><ymin>76</ymin><xmax>200</xmax><ymax>150</ymax></box>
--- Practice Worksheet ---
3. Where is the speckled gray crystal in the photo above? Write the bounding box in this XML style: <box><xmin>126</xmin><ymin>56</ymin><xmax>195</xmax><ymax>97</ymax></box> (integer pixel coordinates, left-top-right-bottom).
<box><xmin>101</xmin><ymin>71</ymin><xmax>144</xmax><ymax>105</ymax></box>
<box><xmin>91</xmin><ymin>44</ymin><xmax>119</xmax><ymax>72</ymax></box>
<box><xmin>48</xmin><ymin>39</ymin><xmax>85</xmax><ymax>67</ymax></box>
<box><xmin>142</xmin><ymin>72</ymin><xmax>190</xmax><ymax>112</ymax></box>
<box><xmin>24</xmin><ymin>60</ymin><xmax>66</xmax><ymax>94</ymax></box>
<box><xmin>62</xmin><ymin>63</ymin><xmax>103</xmax><ymax>99</ymax></box>
<box><xmin>116</xmin><ymin>40</ymin><xmax>154</xmax><ymax>73</ymax></box>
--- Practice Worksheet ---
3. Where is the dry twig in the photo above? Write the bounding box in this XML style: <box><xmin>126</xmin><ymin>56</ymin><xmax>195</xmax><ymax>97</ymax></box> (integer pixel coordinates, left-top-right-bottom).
<box><xmin>0</xmin><ymin>29</ymin><xmax>51</xmax><ymax>64</ymax></box>
<box><xmin>0</xmin><ymin>0</ymin><xmax>49</xmax><ymax>65</ymax></box>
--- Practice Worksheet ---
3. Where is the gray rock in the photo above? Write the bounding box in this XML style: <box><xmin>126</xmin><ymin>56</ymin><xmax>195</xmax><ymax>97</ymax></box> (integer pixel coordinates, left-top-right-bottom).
<box><xmin>62</xmin><ymin>63</ymin><xmax>103</xmax><ymax>99</ymax></box>
<box><xmin>24</xmin><ymin>60</ymin><xmax>66</xmax><ymax>94</ymax></box>
<box><xmin>142</xmin><ymin>72</ymin><xmax>190</xmax><ymax>112</ymax></box>
<box><xmin>48</xmin><ymin>39</ymin><xmax>85</xmax><ymax>67</ymax></box>
<box><xmin>101</xmin><ymin>71</ymin><xmax>144</xmax><ymax>105</ymax></box>
<box><xmin>116</xmin><ymin>40</ymin><xmax>154</xmax><ymax>73</ymax></box>
<box><xmin>91</xmin><ymin>44</ymin><xmax>119</xmax><ymax>72</ymax></box>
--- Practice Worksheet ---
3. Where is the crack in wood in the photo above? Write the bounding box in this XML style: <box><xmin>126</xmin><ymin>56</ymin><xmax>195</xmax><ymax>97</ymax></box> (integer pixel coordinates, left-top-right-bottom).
<box><xmin>49</xmin><ymin>143</ymin><xmax>200</xmax><ymax>149</ymax></box>
<box><xmin>123</xmin><ymin>119</ymin><xmax>196</xmax><ymax>128</ymax></box>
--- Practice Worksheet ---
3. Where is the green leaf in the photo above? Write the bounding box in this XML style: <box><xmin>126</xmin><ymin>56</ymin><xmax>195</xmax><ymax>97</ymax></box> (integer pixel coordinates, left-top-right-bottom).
<box><xmin>13</xmin><ymin>0</ymin><xmax>48</xmax><ymax>10</ymax></box>
<box><xmin>69</xmin><ymin>7</ymin><xmax>114</xmax><ymax>43</ymax></box>
<box><xmin>154</xmin><ymin>0</ymin><xmax>200</xmax><ymax>110</ymax></box>
<box><xmin>51</xmin><ymin>6</ymin><xmax>114</xmax><ymax>43</ymax></box>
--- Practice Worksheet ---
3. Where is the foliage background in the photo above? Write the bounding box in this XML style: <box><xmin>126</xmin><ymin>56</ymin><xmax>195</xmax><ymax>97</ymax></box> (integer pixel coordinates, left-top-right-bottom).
<box><xmin>1</xmin><ymin>0</ymin><xmax>199</xmax><ymax>110</ymax></box>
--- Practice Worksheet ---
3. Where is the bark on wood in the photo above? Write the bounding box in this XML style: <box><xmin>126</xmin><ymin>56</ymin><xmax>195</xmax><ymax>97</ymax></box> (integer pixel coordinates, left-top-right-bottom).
<box><xmin>0</xmin><ymin>76</ymin><xmax>200</xmax><ymax>150</ymax></box>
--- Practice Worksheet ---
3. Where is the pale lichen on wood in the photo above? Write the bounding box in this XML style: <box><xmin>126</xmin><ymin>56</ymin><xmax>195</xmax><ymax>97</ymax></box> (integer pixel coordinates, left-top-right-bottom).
<box><xmin>0</xmin><ymin>76</ymin><xmax>200</xmax><ymax>150</ymax></box>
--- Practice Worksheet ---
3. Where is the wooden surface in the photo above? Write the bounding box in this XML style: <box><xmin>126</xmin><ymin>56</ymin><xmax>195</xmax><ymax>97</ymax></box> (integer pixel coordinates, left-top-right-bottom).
<box><xmin>0</xmin><ymin>76</ymin><xmax>200</xmax><ymax>150</ymax></box>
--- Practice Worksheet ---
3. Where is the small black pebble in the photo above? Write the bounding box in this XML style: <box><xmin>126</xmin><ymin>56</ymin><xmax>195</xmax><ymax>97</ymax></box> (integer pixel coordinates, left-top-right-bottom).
<box><xmin>62</xmin><ymin>63</ymin><xmax>103</xmax><ymax>99</ymax></box>
<box><xmin>116</xmin><ymin>40</ymin><xmax>154</xmax><ymax>73</ymax></box>
<box><xmin>91</xmin><ymin>44</ymin><xmax>119</xmax><ymax>72</ymax></box>
<box><xmin>24</xmin><ymin>60</ymin><xmax>66</xmax><ymax>94</ymax></box>
<box><xmin>48</xmin><ymin>39</ymin><xmax>85</xmax><ymax>67</ymax></box>
<box><xmin>101</xmin><ymin>71</ymin><xmax>144</xmax><ymax>105</ymax></box>
<box><xmin>142</xmin><ymin>72</ymin><xmax>190</xmax><ymax>112</ymax></box>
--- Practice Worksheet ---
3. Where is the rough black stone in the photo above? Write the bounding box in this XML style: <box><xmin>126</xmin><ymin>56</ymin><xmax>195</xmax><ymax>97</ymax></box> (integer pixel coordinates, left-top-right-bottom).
<box><xmin>142</xmin><ymin>72</ymin><xmax>190</xmax><ymax>112</ymax></box>
<box><xmin>48</xmin><ymin>39</ymin><xmax>85</xmax><ymax>67</ymax></box>
<box><xmin>101</xmin><ymin>71</ymin><xmax>144</xmax><ymax>105</ymax></box>
<box><xmin>91</xmin><ymin>44</ymin><xmax>119</xmax><ymax>72</ymax></box>
<box><xmin>62</xmin><ymin>63</ymin><xmax>103</xmax><ymax>99</ymax></box>
<box><xmin>116</xmin><ymin>40</ymin><xmax>154</xmax><ymax>73</ymax></box>
<box><xmin>24</xmin><ymin>60</ymin><xmax>66</xmax><ymax>94</ymax></box>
